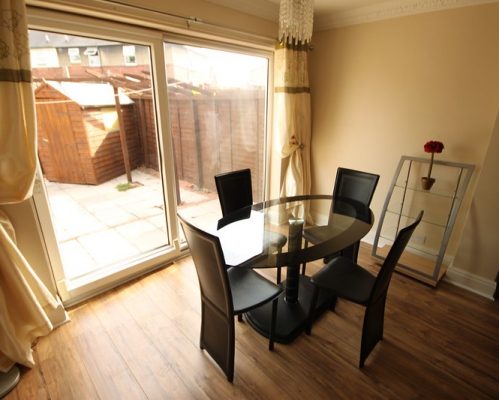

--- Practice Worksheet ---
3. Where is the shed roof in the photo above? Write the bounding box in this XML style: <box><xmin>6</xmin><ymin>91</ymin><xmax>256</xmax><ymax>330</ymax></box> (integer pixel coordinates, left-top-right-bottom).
<box><xmin>45</xmin><ymin>81</ymin><xmax>134</xmax><ymax>107</ymax></box>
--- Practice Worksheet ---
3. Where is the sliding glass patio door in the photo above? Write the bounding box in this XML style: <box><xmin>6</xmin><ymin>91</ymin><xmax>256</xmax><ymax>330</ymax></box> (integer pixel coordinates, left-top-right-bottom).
<box><xmin>28</xmin><ymin>10</ymin><xmax>179</xmax><ymax>303</ymax></box>
<box><xmin>27</xmin><ymin>8</ymin><xmax>273</xmax><ymax>304</ymax></box>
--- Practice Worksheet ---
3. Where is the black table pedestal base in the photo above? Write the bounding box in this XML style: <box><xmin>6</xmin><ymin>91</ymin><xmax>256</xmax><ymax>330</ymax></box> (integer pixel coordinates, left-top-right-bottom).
<box><xmin>245</xmin><ymin>275</ymin><xmax>335</xmax><ymax>344</ymax></box>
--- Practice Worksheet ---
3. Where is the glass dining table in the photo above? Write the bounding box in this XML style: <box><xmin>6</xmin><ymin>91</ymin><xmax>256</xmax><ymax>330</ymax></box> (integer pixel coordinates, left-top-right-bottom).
<box><xmin>182</xmin><ymin>195</ymin><xmax>374</xmax><ymax>344</ymax></box>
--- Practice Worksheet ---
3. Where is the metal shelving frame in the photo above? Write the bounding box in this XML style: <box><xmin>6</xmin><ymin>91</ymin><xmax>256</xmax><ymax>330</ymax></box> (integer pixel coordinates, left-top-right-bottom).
<box><xmin>372</xmin><ymin>155</ymin><xmax>474</xmax><ymax>285</ymax></box>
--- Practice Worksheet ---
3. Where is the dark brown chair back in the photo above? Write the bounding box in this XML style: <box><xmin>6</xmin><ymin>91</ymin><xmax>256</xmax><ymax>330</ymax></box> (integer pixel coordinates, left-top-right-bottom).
<box><xmin>178</xmin><ymin>214</ymin><xmax>281</xmax><ymax>381</ymax></box>
<box><xmin>333</xmin><ymin>167</ymin><xmax>380</xmax><ymax>207</ymax></box>
<box><xmin>370</xmin><ymin>211</ymin><xmax>424</xmax><ymax>303</ymax></box>
<box><xmin>215</xmin><ymin>168</ymin><xmax>253</xmax><ymax>216</ymax></box>
<box><xmin>179</xmin><ymin>218</ymin><xmax>233</xmax><ymax>317</ymax></box>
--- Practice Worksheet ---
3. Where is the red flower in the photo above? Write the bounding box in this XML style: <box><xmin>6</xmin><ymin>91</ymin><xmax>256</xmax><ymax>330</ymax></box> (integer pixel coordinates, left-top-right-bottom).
<box><xmin>424</xmin><ymin>141</ymin><xmax>444</xmax><ymax>153</ymax></box>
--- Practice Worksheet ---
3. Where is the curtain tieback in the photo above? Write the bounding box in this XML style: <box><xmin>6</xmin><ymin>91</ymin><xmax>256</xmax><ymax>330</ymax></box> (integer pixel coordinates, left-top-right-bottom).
<box><xmin>283</xmin><ymin>135</ymin><xmax>305</xmax><ymax>157</ymax></box>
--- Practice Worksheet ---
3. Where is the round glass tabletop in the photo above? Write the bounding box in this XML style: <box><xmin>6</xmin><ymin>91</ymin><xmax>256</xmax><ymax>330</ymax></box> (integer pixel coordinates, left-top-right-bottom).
<box><xmin>214</xmin><ymin>195</ymin><xmax>374</xmax><ymax>268</ymax></box>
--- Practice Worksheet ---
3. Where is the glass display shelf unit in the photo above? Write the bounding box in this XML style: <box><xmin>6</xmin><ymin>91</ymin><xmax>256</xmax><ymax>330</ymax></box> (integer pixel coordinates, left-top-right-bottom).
<box><xmin>372</xmin><ymin>155</ymin><xmax>474</xmax><ymax>286</ymax></box>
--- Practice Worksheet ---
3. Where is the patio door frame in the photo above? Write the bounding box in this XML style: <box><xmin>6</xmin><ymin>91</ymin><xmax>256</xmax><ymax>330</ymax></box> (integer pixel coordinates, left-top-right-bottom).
<box><xmin>28</xmin><ymin>7</ymin><xmax>182</xmax><ymax>305</ymax></box>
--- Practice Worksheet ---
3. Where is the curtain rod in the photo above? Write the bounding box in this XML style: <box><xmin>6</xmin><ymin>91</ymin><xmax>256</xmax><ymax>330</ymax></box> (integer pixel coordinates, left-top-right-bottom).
<box><xmin>104</xmin><ymin>0</ymin><xmax>204</xmax><ymax>25</ymax></box>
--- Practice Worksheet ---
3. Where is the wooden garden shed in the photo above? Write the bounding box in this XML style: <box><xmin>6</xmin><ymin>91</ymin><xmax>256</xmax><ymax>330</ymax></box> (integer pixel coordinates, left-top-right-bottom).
<box><xmin>35</xmin><ymin>80</ymin><xmax>142</xmax><ymax>185</ymax></box>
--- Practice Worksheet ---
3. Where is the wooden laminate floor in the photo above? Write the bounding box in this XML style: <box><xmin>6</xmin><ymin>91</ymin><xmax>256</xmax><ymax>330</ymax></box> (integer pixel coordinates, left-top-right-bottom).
<box><xmin>5</xmin><ymin>244</ymin><xmax>499</xmax><ymax>399</ymax></box>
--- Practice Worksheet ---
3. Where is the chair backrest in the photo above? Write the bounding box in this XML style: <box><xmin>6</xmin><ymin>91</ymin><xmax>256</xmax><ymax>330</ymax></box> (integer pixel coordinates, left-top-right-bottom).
<box><xmin>370</xmin><ymin>211</ymin><xmax>424</xmax><ymax>303</ymax></box>
<box><xmin>215</xmin><ymin>169</ymin><xmax>253</xmax><ymax>217</ymax></box>
<box><xmin>178</xmin><ymin>216</ymin><xmax>233</xmax><ymax>317</ymax></box>
<box><xmin>333</xmin><ymin>168</ymin><xmax>380</xmax><ymax>207</ymax></box>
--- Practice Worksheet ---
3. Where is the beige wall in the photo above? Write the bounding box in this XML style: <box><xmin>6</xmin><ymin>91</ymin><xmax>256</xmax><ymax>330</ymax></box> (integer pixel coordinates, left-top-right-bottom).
<box><xmin>453</xmin><ymin>111</ymin><xmax>499</xmax><ymax>281</ymax></box>
<box><xmin>308</xmin><ymin>4</ymin><xmax>499</xmax><ymax>281</ymax></box>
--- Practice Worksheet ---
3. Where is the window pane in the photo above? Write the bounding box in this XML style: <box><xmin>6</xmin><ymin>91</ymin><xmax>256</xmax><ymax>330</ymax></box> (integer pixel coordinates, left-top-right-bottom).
<box><xmin>30</xmin><ymin>29</ymin><xmax>168</xmax><ymax>282</ymax></box>
<box><xmin>164</xmin><ymin>42</ymin><xmax>268</xmax><ymax>216</ymax></box>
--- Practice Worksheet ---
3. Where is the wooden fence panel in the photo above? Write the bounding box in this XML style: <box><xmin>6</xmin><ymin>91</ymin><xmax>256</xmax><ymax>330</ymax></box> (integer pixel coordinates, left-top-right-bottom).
<box><xmin>138</xmin><ymin>93</ymin><xmax>265</xmax><ymax>199</ymax></box>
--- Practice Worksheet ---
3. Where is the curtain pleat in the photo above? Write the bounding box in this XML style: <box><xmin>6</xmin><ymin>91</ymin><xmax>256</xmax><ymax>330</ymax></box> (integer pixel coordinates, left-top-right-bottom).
<box><xmin>274</xmin><ymin>42</ymin><xmax>311</xmax><ymax>200</ymax></box>
<box><xmin>0</xmin><ymin>211</ymin><xmax>69</xmax><ymax>372</ymax></box>
<box><xmin>0</xmin><ymin>0</ymin><xmax>36</xmax><ymax>203</ymax></box>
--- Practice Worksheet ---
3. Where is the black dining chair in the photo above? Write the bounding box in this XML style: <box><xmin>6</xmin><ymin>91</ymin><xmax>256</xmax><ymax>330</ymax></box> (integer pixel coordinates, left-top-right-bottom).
<box><xmin>306</xmin><ymin>211</ymin><xmax>423</xmax><ymax>368</ymax></box>
<box><xmin>179</xmin><ymin>216</ymin><xmax>282</xmax><ymax>382</ymax></box>
<box><xmin>215</xmin><ymin>169</ymin><xmax>287</xmax><ymax>282</ymax></box>
<box><xmin>301</xmin><ymin>167</ymin><xmax>379</xmax><ymax>275</ymax></box>
<box><xmin>215</xmin><ymin>169</ymin><xmax>254</xmax><ymax>217</ymax></box>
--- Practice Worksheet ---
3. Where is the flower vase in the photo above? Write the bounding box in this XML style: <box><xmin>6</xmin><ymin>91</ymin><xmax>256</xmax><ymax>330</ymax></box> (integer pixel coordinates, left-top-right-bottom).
<box><xmin>421</xmin><ymin>176</ymin><xmax>435</xmax><ymax>190</ymax></box>
<box><xmin>422</xmin><ymin>151</ymin><xmax>436</xmax><ymax>190</ymax></box>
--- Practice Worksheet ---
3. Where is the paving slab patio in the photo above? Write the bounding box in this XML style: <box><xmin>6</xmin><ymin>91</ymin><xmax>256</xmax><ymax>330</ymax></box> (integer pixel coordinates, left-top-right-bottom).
<box><xmin>45</xmin><ymin>168</ymin><xmax>219</xmax><ymax>281</ymax></box>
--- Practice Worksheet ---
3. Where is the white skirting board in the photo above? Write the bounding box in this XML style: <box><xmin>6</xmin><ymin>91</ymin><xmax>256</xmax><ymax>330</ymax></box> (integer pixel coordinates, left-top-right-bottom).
<box><xmin>443</xmin><ymin>266</ymin><xmax>496</xmax><ymax>300</ymax></box>
<box><xmin>362</xmin><ymin>236</ymin><xmax>496</xmax><ymax>300</ymax></box>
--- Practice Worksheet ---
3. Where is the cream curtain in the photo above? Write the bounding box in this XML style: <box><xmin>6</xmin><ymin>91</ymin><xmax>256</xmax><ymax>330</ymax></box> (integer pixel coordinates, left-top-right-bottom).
<box><xmin>0</xmin><ymin>211</ymin><xmax>68</xmax><ymax>372</ymax></box>
<box><xmin>0</xmin><ymin>0</ymin><xmax>68</xmax><ymax>373</ymax></box>
<box><xmin>0</xmin><ymin>0</ymin><xmax>36</xmax><ymax>202</ymax></box>
<box><xmin>274</xmin><ymin>42</ymin><xmax>311</xmax><ymax>199</ymax></box>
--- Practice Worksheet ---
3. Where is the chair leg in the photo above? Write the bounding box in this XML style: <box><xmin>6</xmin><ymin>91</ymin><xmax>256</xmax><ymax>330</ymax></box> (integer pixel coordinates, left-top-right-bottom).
<box><xmin>305</xmin><ymin>285</ymin><xmax>320</xmax><ymax>335</ymax></box>
<box><xmin>200</xmin><ymin>301</ymin><xmax>235</xmax><ymax>381</ymax></box>
<box><xmin>323</xmin><ymin>250</ymin><xmax>339</xmax><ymax>264</ymax></box>
<box><xmin>352</xmin><ymin>241</ymin><xmax>360</xmax><ymax>264</ymax></box>
<box><xmin>237</xmin><ymin>314</ymin><xmax>243</xmax><ymax>322</ymax></box>
<box><xmin>301</xmin><ymin>240</ymin><xmax>309</xmax><ymax>275</ymax></box>
<box><xmin>228</xmin><ymin>319</ymin><xmax>236</xmax><ymax>381</ymax></box>
<box><xmin>329</xmin><ymin>295</ymin><xmax>337</xmax><ymax>311</ymax></box>
<box><xmin>226</xmin><ymin>320</ymin><xmax>235</xmax><ymax>382</ymax></box>
<box><xmin>276</xmin><ymin>247</ymin><xmax>282</xmax><ymax>284</ymax></box>
<box><xmin>200</xmin><ymin>304</ymin><xmax>205</xmax><ymax>349</ymax></box>
<box><xmin>359</xmin><ymin>295</ymin><xmax>387</xmax><ymax>368</ymax></box>
<box><xmin>340</xmin><ymin>242</ymin><xmax>359</xmax><ymax>264</ymax></box>
<box><xmin>269</xmin><ymin>297</ymin><xmax>278</xmax><ymax>351</ymax></box>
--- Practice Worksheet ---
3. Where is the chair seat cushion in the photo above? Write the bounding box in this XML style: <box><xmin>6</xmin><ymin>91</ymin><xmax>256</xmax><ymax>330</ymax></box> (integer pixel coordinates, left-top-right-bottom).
<box><xmin>228</xmin><ymin>267</ymin><xmax>282</xmax><ymax>314</ymax></box>
<box><xmin>264</xmin><ymin>230</ymin><xmax>287</xmax><ymax>249</ymax></box>
<box><xmin>311</xmin><ymin>256</ymin><xmax>376</xmax><ymax>305</ymax></box>
<box><xmin>303</xmin><ymin>225</ymin><xmax>341</xmax><ymax>245</ymax></box>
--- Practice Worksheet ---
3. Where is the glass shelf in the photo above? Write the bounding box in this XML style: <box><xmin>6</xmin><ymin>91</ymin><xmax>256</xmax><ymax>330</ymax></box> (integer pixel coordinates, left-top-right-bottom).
<box><xmin>372</xmin><ymin>156</ymin><xmax>474</xmax><ymax>286</ymax></box>
<box><xmin>393</xmin><ymin>183</ymin><xmax>459</xmax><ymax>199</ymax></box>
<box><xmin>379</xmin><ymin>233</ymin><xmax>440</xmax><ymax>259</ymax></box>
<box><xmin>385</xmin><ymin>209</ymin><xmax>447</xmax><ymax>229</ymax></box>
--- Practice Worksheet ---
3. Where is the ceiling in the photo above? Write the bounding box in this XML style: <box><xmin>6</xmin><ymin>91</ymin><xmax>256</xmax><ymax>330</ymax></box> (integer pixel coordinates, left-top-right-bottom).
<box><xmin>265</xmin><ymin>0</ymin><xmax>389</xmax><ymax>16</ymax></box>
<box><xmin>203</xmin><ymin>0</ymin><xmax>497</xmax><ymax>30</ymax></box>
